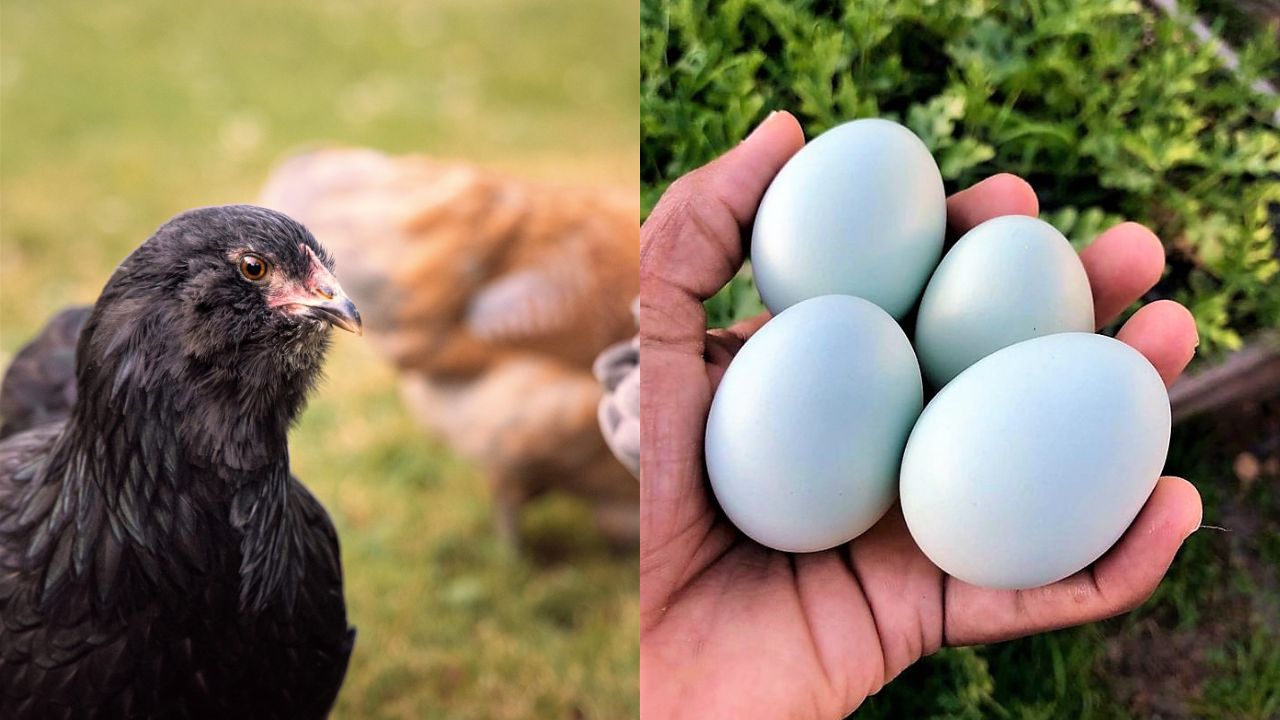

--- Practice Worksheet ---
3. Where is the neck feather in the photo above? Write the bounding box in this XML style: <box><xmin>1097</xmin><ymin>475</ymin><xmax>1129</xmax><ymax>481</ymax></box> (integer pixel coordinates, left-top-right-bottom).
<box><xmin>27</xmin><ymin>309</ymin><xmax>308</xmax><ymax>616</ymax></box>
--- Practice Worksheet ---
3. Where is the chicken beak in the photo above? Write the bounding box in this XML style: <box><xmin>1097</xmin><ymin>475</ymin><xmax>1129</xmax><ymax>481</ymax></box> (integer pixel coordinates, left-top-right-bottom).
<box><xmin>289</xmin><ymin>245</ymin><xmax>364</xmax><ymax>335</ymax></box>
<box><xmin>300</xmin><ymin>290</ymin><xmax>363</xmax><ymax>335</ymax></box>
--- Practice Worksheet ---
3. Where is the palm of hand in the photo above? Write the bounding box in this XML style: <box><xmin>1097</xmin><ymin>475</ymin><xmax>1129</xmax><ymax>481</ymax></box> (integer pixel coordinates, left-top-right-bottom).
<box><xmin>640</xmin><ymin>112</ymin><xmax>1202</xmax><ymax>719</ymax></box>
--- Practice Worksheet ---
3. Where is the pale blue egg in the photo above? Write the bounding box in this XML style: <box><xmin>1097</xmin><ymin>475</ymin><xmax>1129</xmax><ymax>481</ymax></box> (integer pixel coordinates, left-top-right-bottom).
<box><xmin>900</xmin><ymin>332</ymin><xmax>1170</xmax><ymax>589</ymax></box>
<box><xmin>751</xmin><ymin>119</ymin><xmax>946</xmax><ymax>320</ymax></box>
<box><xmin>914</xmin><ymin>215</ymin><xmax>1094</xmax><ymax>388</ymax></box>
<box><xmin>705</xmin><ymin>295</ymin><xmax>923</xmax><ymax>553</ymax></box>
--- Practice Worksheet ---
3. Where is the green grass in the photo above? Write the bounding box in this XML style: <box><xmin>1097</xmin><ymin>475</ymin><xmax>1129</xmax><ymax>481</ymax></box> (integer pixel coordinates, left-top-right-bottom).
<box><xmin>1</xmin><ymin>0</ymin><xmax>639</xmax><ymax>717</ymax></box>
<box><xmin>642</xmin><ymin>0</ymin><xmax>1280</xmax><ymax>716</ymax></box>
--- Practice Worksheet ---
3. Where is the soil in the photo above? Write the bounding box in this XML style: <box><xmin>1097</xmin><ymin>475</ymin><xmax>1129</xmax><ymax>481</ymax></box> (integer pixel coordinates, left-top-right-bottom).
<box><xmin>1102</xmin><ymin>396</ymin><xmax>1280</xmax><ymax>717</ymax></box>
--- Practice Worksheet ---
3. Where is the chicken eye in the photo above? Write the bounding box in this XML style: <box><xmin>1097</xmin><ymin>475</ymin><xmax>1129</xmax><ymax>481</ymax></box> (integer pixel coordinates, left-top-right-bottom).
<box><xmin>239</xmin><ymin>254</ymin><xmax>268</xmax><ymax>281</ymax></box>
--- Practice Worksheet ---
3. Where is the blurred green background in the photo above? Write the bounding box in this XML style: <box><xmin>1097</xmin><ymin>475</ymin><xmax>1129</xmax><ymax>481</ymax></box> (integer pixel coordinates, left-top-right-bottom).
<box><xmin>1</xmin><ymin>0</ymin><xmax>638</xmax><ymax>717</ymax></box>
<box><xmin>642</xmin><ymin>0</ymin><xmax>1279</xmax><ymax>717</ymax></box>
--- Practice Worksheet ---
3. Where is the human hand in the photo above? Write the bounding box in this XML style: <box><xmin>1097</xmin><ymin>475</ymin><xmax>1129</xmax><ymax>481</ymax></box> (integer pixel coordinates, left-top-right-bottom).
<box><xmin>639</xmin><ymin>111</ymin><xmax>1203</xmax><ymax>719</ymax></box>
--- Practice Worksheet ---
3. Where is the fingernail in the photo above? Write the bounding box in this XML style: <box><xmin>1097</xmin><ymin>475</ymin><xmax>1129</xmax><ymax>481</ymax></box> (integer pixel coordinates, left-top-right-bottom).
<box><xmin>1185</xmin><ymin>515</ymin><xmax>1206</xmax><ymax>540</ymax></box>
<box><xmin>744</xmin><ymin>111</ymin><xmax>781</xmax><ymax>143</ymax></box>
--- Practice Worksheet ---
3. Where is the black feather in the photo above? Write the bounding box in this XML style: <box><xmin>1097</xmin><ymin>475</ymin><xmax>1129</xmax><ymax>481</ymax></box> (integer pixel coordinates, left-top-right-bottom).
<box><xmin>0</xmin><ymin>306</ymin><xmax>89</xmax><ymax>439</ymax></box>
<box><xmin>0</xmin><ymin>205</ymin><xmax>354</xmax><ymax>718</ymax></box>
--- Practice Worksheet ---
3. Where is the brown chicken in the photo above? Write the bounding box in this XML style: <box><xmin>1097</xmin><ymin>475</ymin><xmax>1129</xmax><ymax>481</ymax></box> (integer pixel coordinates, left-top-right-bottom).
<box><xmin>260</xmin><ymin>149</ymin><xmax>639</xmax><ymax>546</ymax></box>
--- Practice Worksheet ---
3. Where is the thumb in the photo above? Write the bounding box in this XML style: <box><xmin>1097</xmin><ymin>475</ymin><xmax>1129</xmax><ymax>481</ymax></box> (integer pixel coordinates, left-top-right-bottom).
<box><xmin>640</xmin><ymin>111</ymin><xmax>805</xmax><ymax>351</ymax></box>
<box><xmin>638</xmin><ymin>112</ymin><xmax>803</xmax><ymax>574</ymax></box>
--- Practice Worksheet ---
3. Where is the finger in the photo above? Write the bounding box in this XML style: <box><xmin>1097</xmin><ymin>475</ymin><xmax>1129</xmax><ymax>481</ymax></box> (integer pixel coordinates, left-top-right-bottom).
<box><xmin>945</xmin><ymin>174</ymin><xmax>1039</xmax><ymax>240</ymax></box>
<box><xmin>846</xmin><ymin>506</ymin><xmax>945</xmax><ymax>681</ymax></box>
<box><xmin>640</xmin><ymin>111</ymin><xmax>805</xmax><ymax>353</ymax></box>
<box><xmin>945</xmin><ymin>476</ymin><xmax>1202</xmax><ymax>645</ymax></box>
<box><xmin>1079</xmin><ymin>222</ymin><xmax>1166</xmax><ymax>328</ymax></box>
<box><xmin>706</xmin><ymin>310</ymin><xmax>772</xmax><ymax>391</ymax></box>
<box><xmin>1116</xmin><ymin>300</ymin><xmax>1199</xmax><ymax>387</ymax></box>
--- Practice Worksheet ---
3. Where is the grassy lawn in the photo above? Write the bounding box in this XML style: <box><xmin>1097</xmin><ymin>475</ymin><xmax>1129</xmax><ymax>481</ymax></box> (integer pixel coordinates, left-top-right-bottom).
<box><xmin>1</xmin><ymin>0</ymin><xmax>639</xmax><ymax>717</ymax></box>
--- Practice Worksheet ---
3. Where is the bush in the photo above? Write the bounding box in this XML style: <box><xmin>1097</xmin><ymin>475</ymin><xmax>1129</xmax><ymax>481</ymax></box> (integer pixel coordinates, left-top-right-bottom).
<box><xmin>641</xmin><ymin>0</ymin><xmax>1280</xmax><ymax>350</ymax></box>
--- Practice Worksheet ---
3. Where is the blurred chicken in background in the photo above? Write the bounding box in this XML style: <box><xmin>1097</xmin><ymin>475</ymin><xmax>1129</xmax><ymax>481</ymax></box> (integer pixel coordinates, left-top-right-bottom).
<box><xmin>594</xmin><ymin>298</ymin><xmax>640</xmax><ymax>479</ymax></box>
<box><xmin>260</xmin><ymin>149</ymin><xmax>639</xmax><ymax>547</ymax></box>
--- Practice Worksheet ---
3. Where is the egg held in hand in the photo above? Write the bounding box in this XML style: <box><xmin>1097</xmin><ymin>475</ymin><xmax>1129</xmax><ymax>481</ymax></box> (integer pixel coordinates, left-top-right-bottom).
<box><xmin>751</xmin><ymin>119</ymin><xmax>946</xmax><ymax>319</ymax></box>
<box><xmin>914</xmin><ymin>215</ymin><xmax>1094</xmax><ymax>388</ymax></box>
<box><xmin>705</xmin><ymin>295</ymin><xmax>923</xmax><ymax>553</ymax></box>
<box><xmin>900</xmin><ymin>332</ymin><xmax>1171</xmax><ymax>590</ymax></box>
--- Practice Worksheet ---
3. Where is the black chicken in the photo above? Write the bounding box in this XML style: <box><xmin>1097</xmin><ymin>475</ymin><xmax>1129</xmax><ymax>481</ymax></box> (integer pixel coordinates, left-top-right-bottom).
<box><xmin>0</xmin><ymin>205</ymin><xmax>360</xmax><ymax>718</ymax></box>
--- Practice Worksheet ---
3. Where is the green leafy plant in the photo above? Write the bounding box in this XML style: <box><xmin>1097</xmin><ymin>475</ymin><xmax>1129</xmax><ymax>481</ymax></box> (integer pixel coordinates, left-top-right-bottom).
<box><xmin>641</xmin><ymin>0</ymin><xmax>1280</xmax><ymax>350</ymax></box>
